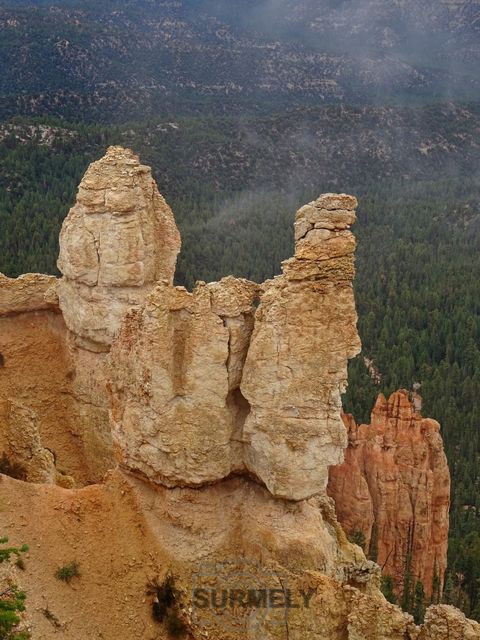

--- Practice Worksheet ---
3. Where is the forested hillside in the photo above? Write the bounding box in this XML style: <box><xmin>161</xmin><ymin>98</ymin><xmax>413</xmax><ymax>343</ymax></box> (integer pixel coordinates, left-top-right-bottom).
<box><xmin>0</xmin><ymin>0</ymin><xmax>479</xmax><ymax>122</ymax></box>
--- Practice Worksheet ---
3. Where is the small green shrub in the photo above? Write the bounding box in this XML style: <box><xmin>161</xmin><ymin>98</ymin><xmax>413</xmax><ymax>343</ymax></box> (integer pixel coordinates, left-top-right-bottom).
<box><xmin>381</xmin><ymin>575</ymin><xmax>397</xmax><ymax>605</ymax></box>
<box><xmin>55</xmin><ymin>561</ymin><xmax>80</xmax><ymax>584</ymax></box>
<box><xmin>348</xmin><ymin>529</ymin><xmax>366</xmax><ymax>551</ymax></box>
<box><xmin>0</xmin><ymin>538</ymin><xmax>28</xmax><ymax>564</ymax></box>
<box><xmin>0</xmin><ymin>537</ymin><xmax>30</xmax><ymax>640</ymax></box>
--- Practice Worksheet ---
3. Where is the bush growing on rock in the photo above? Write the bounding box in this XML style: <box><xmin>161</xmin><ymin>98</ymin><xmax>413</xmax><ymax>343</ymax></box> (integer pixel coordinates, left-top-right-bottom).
<box><xmin>55</xmin><ymin>562</ymin><xmax>80</xmax><ymax>584</ymax></box>
<box><xmin>146</xmin><ymin>575</ymin><xmax>187</xmax><ymax>638</ymax></box>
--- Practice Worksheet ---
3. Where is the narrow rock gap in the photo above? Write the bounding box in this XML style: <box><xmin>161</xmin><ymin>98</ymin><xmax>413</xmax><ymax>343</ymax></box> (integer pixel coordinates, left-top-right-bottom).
<box><xmin>172</xmin><ymin>308</ymin><xmax>192</xmax><ymax>396</ymax></box>
<box><xmin>221</xmin><ymin>313</ymin><xmax>253</xmax><ymax>438</ymax></box>
<box><xmin>226</xmin><ymin>387</ymin><xmax>251</xmax><ymax>435</ymax></box>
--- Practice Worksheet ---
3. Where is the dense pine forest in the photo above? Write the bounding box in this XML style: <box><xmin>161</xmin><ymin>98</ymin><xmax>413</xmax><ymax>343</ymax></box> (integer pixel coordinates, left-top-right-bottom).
<box><xmin>1</xmin><ymin>113</ymin><xmax>480</xmax><ymax>620</ymax></box>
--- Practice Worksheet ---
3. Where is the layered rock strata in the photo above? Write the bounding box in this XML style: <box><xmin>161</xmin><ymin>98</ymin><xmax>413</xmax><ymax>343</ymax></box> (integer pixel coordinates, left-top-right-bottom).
<box><xmin>328</xmin><ymin>390</ymin><xmax>451</xmax><ymax>598</ymax></box>
<box><xmin>57</xmin><ymin>145</ymin><xmax>181</xmax><ymax>351</ymax></box>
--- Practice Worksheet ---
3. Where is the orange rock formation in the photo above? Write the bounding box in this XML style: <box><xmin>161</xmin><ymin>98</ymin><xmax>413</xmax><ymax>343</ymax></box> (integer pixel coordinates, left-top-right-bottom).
<box><xmin>328</xmin><ymin>390</ymin><xmax>451</xmax><ymax>598</ymax></box>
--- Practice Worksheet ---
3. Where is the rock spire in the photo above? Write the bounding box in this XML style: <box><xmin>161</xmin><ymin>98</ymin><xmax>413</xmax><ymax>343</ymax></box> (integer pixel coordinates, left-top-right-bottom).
<box><xmin>328</xmin><ymin>390</ymin><xmax>451</xmax><ymax>597</ymax></box>
<box><xmin>57</xmin><ymin>145</ymin><xmax>181</xmax><ymax>350</ymax></box>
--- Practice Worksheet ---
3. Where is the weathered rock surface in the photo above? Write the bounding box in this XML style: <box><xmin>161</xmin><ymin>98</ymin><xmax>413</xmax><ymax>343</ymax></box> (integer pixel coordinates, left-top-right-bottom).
<box><xmin>328</xmin><ymin>390</ymin><xmax>451</xmax><ymax>598</ymax></box>
<box><xmin>57</xmin><ymin>145</ymin><xmax>181</xmax><ymax>351</ymax></box>
<box><xmin>418</xmin><ymin>605</ymin><xmax>480</xmax><ymax>640</ymax></box>
<box><xmin>0</xmin><ymin>399</ymin><xmax>56</xmax><ymax>484</ymax></box>
<box><xmin>49</xmin><ymin>145</ymin><xmax>183</xmax><ymax>482</ymax></box>
<box><xmin>0</xmin><ymin>272</ymin><xmax>58</xmax><ymax>316</ymax></box>
<box><xmin>109</xmin><ymin>277</ymin><xmax>259</xmax><ymax>486</ymax></box>
<box><xmin>241</xmin><ymin>194</ymin><xmax>361</xmax><ymax>500</ymax></box>
<box><xmin>0</xmin><ymin>400</ymin><xmax>74</xmax><ymax>486</ymax></box>
<box><xmin>109</xmin><ymin>192</ymin><xmax>360</xmax><ymax>500</ymax></box>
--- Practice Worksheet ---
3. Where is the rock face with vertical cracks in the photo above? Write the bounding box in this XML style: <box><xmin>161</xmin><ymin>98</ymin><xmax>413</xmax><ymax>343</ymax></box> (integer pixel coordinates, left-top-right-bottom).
<box><xmin>108</xmin><ymin>193</ymin><xmax>360</xmax><ymax>499</ymax></box>
<box><xmin>0</xmin><ymin>400</ymin><xmax>74</xmax><ymax>486</ymax></box>
<box><xmin>57</xmin><ymin>145</ymin><xmax>181</xmax><ymax>351</ymax></box>
<box><xmin>108</xmin><ymin>277</ymin><xmax>259</xmax><ymax>486</ymax></box>
<box><xmin>327</xmin><ymin>390</ymin><xmax>451</xmax><ymax>598</ymax></box>
<box><xmin>241</xmin><ymin>194</ymin><xmax>361</xmax><ymax>500</ymax></box>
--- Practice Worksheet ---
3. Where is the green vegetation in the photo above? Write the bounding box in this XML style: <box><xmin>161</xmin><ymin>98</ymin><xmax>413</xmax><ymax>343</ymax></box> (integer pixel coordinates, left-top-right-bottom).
<box><xmin>380</xmin><ymin>575</ymin><xmax>397</xmax><ymax>605</ymax></box>
<box><xmin>348</xmin><ymin>530</ymin><xmax>366</xmax><ymax>551</ymax></box>
<box><xmin>412</xmin><ymin>581</ymin><xmax>426</xmax><ymax>625</ymax></box>
<box><xmin>54</xmin><ymin>561</ymin><xmax>80</xmax><ymax>584</ymax></box>
<box><xmin>0</xmin><ymin>122</ymin><xmax>113</xmax><ymax>276</ymax></box>
<box><xmin>13</xmin><ymin>560</ymin><xmax>24</xmax><ymax>573</ymax></box>
<box><xmin>0</xmin><ymin>538</ymin><xmax>29</xmax><ymax>640</ymax></box>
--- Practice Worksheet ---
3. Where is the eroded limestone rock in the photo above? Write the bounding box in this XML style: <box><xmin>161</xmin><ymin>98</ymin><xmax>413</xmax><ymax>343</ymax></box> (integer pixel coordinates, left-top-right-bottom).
<box><xmin>108</xmin><ymin>277</ymin><xmax>259</xmax><ymax>486</ymax></box>
<box><xmin>328</xmin><ymin>390</ymin><xmax>451</xmax><ymax>598</ymax></box>
<box><xmin>57</xmin><ymin>146</ymin><xmax>181</xmax><ymax>351</ymax></box>
<box><xmin>241</xmin><ymin>194</ymin><xmax>361</xmax><ymax>499</ymax></box>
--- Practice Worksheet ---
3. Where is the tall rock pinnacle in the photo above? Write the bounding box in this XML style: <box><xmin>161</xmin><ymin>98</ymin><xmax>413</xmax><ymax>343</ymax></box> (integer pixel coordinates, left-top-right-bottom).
<box><xmin>241</xmin><ymin>193</ymin><xmax>361</xmax><ymax>499</ymax></box>
<box><xmin>57</xmin><ymin>146</ymin><xmax>181</xmax><ymax>350</ymax></box>
<box><xmin>328</xmin><ymin>390</ymin><xmax>451</xmax><ymax>598</ymax></box>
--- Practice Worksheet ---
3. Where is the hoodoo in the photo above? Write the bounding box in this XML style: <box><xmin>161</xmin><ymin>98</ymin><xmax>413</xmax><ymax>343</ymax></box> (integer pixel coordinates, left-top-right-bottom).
<box><xmin>57</xmin><ymin>146</ymin><xmax>181</xmax><ymax>351</ymax></box>
<box><xmin>328</xmin><ymin>390</ymin><xmax>451</xmax><ymax>599</ymax></box>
